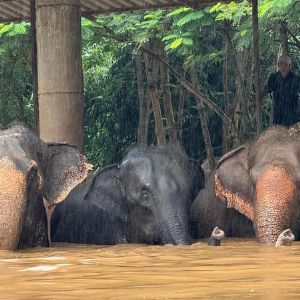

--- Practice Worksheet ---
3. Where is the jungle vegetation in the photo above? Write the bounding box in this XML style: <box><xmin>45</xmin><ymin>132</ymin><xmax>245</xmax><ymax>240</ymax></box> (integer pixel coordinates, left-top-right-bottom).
<box><xmin>0</xmin><ymin>0</ymin><xmax>299</xmax><ymax>168</ymax></box>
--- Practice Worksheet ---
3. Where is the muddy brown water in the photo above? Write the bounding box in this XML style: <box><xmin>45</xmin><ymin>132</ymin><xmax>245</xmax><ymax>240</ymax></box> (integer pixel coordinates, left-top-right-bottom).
<box><xmin>1</xmin><ymin>239</ymin><xmax>300</xmax><ymax>299</ymax></box>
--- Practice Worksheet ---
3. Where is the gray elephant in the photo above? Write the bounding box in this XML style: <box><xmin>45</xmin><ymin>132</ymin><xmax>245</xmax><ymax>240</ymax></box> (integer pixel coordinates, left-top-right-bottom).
<box><xmin>51</xmin><ymin>165</ymin><xmax>129</xmax><ymax>245</ymax></box>
<box><xmin>51</xmin><ymin>145</ymin><xmax>204</xmax><ymax>245</ymax></box>
<box><xmin>190</xmin><ymin>170</ymin><xmax>254</xmax><ymax>239</ymax></box>
<box><xmin>0</xmin><ymin>123</ymin><xmax>92</xmax><ymax>250</ymax></box>
<box><xmin>193</xmin><ymin>124</ymin><xmax>300</xmax><ymax>244</ymax></box>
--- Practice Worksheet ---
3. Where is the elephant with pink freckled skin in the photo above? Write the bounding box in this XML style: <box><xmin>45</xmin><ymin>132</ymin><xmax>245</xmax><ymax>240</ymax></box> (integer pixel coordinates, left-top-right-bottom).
<box><xmin>0</xmin><ymin>123</ymin><xmax>92</xmax><ymax>250</ymax></box>
<box><xmin>192</xmin><ymin>124</ymin><xmax>300</xmax><ymax>245</ymax></box>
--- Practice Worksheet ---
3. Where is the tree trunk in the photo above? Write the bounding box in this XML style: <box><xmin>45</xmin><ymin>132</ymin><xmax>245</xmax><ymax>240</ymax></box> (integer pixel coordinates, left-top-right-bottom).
<box><xmin>222</xmin><ymin>30</ymin><xmax>230</xmax><ymax>154</ymax></box>
<box><xmin>252</xmin><ymin>0</ymin><xmax>263</xmax><ymax>134</ymax></box>
<box><xmin>190</xmin><ymin>67</ymin><xmax>215</xmax><ymax>170</ymax></box>
<box><xmin>286</xmin><ymin>26</ymin><xmax>300</xmax><ymax>50</ymax></box>
<box><xmin>158</xmin><ymin>43</ymin><xmax>179</xmax><ymax>145</ymax></box>
<box><xmin>279</xmin><ymin>20</ymin><xmax>289</xmax><ymax>56</ymax></box>
<box><xmin>143</xmin><ymin>52</ymin><xmax>166</xmax><ymax>145</ymax></box>
<box><xmin>177</xmin><ymin>68</ymin><xmax>188</xmax><ymax>140</ymax></box>
<box><xmin>36</xmin><ymin>0</ymin><xmax>84</xmax><ymax>149</ymax></box>
<box><xmin>223</xmin><ymin>25</ymin><xmax>248</xmax><ymax>121</ymax></box>
<box><xmin>140</xmin><ymin>45</ymin><xmax>239</xmax><ymax>145</ymax></box>
<box><xmin>135</xmin><ymin>51</ymin><xmax>149</xmax><ymax>145</ymax></box>
<box><xmin>141</xmin><ymin>45</ymin><xmax>234</xmax><ymax>129</ymax></box>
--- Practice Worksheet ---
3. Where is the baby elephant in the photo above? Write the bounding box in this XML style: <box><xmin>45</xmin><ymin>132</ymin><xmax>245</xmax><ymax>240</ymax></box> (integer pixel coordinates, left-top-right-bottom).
<box><xmin>51</xmin><ymin>145</ymin><xmax>204</xmax><ymax>245</ymax></box>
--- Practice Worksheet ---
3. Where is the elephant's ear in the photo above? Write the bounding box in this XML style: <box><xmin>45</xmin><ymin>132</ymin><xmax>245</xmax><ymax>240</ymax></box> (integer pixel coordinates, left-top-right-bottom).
<box><xmin>44</xmin><ymin>143</ymin><xmax>92</xmax><ymax>205</ymax></box>
<box><xmin>217</xmin><ymin>144</ymin><xmax>249</xmax><ymax>168</ymax></box>
<box><xmin>84</xmin><ymin>164</ymin><xmax>128</xmax><ymax>222</ymax></box>
<box><xmin>215</xmin><ymin>144</ymin><xmax>255</xmax><ymax>221</ymax></box>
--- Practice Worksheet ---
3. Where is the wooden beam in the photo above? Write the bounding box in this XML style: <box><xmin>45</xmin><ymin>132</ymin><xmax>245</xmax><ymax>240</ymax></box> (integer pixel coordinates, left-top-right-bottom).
<box><xmin>0</xmin><ymin>0</ymin><xmax>234</xmax><ymax>24</ymax></box>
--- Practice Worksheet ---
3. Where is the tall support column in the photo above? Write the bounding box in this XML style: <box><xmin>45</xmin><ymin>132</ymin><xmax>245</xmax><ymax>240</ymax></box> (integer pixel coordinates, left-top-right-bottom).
<box><xmin>30</xmin><ymin>0</ymin><xmax>39</xmax><ymax>135</ymax></box>
<box><xmin>36</xmin><ymin>0</ymin><xmax>83</xmax><ymax>149</ymax></box>
<box><xmin>252</xmin><ymin>0</ymin><xmax>262</xmax><ymax>135</ymax></box>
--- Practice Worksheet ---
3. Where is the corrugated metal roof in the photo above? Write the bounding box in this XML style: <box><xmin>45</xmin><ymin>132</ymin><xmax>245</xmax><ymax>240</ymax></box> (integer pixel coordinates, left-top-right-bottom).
<box><xmin>0</xmin><ymin>0</ymin><xmax>228</xmax><ymax>23</ymax></box>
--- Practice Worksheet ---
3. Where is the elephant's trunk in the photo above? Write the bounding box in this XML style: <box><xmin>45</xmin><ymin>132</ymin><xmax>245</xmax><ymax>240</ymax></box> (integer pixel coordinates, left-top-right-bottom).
<box><xmin>0</xmin><ymin>158</ymin><xmax>27</xmax><ymax>250</ymax></box>
<box><xmin>255</xmin><ymin>164</ymin><xmax>296</xmax><ymax>244</ymax></box>
<box><xmin>159</xmin><ymin>211</ymin><xmax>191</xmax><ymax>245</ymax></box>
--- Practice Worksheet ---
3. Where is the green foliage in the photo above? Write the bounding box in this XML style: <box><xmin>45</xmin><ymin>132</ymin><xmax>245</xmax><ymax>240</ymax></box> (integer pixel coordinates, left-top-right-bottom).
<box><xmin>0</xmin><ymin>22</ymin><xmax>29</xmax><ymax>37</ymax></box>
<box><xmin>0</xmin><ymin>22</ymin><xmax>33</xmax><ymax>128</ymax></box>
<box><xmin>1</xmin><ymin>0</ymin><xmax>300</xmax><ymax>166</ymax></box>
<box><xmin>175</xmin><ymin>10</ymin><xmax>205</xmax><ymax>26</ymax></box>
<box><xmin>211</xmin><ymin>0</ymin><xmax>251</xmax><ymax>25</ymax></box>
<box><xmin>83</xmin><ymin>48</ymin><xmax>139</xmax><ymax>167</ymax></box>
<box><xmin>162</xmin><ymin>7</ymin><xmax>214</xmax><ymax>55</ymax></box>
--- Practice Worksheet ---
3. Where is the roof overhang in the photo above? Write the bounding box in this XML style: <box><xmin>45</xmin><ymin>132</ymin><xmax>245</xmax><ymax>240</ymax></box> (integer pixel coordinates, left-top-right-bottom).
<box><xmin>0</xmin><ymin>0</ymin><xmax>231</xmax><ymax>23</ymax></box>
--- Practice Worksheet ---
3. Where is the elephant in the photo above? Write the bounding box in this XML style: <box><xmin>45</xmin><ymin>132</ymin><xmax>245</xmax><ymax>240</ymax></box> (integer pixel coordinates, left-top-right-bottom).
<box><xmin>212</xmin><ymin>124</ymin><xmax>300</xmax><ymax>244</ymax></box>
<box><xmin>51</xmin><ymin>165</ymin><xmax>129</xmax><ymax>245</ymax></box>
<box><xmin>0</xmin><ymin>123</ymin><xmax>92</xmax><ymax>250</ymax></box>
<box><xmin>190</xmin><ymin>170</ymin><xmax>254</xmax><ymax>239</ymax></box>
<box><xmin>51</xmin><ymin>145</ymin><xmax>204</xmax><ymax>245</ymax></box>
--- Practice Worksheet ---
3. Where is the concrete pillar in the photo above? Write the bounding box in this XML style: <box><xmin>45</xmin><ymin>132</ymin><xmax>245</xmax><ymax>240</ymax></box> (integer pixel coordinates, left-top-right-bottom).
<box><xmin>36</xmin><ymin>0</ymin><xmax>83</xmax><ymax>149</ymax></box>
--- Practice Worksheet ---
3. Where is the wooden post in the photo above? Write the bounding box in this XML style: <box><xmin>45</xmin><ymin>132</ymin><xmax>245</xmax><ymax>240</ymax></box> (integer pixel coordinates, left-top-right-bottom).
<box><xmin>252</xmin><ymin>0</ymin><xmax>262</xmax><ymax>134</ymax></box>
<box><xmin>30</xmin><ymin>0</ymin><xmax>39</xmax><ymax>135</ymax></box>
<box><xmin>36</xmin><ymin>0</ymin><xmax>83</xmax><ymax>149</ymax></box>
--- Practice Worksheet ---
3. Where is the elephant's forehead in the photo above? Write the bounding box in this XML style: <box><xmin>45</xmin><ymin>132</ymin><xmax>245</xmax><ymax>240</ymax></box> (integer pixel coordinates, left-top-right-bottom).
<box><xmin>0</xmin><ymin>140</ymin><xmax>34</xmax><ymax>173</ymax></box>
<box><xmin>0</xmin><ymin>157</ymin><xmax>26</xmax><ymax>194</ymax></box>
<box><xmin>250</xmin><ymin>150</ymin><xmax>300</xmax><ymax>184</ymax></box>
<box><xmin>0</xmin><ymin>137</ymin><xmax>22</xmax><ymax>156</ymax></box>
<box><xmin>251</xmin><ymin>141</ymin><xmax>299</xmax><ymax>163</ymax></box>
<box><xmin>120</xmin><ymin>157</ymin><xmax>153</xmax><ymax>181</ymax></box>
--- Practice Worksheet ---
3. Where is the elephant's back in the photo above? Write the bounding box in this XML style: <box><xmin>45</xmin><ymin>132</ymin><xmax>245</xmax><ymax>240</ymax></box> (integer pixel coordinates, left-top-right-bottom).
<box><xmin>249</xmin><ymin>125</ymin><xmax>300</xmax><ymax>185</ymax></box>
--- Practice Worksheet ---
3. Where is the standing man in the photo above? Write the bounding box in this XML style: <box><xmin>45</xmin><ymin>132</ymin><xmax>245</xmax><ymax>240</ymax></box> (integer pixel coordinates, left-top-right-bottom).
<box><xmin>262</xmin><ymin>54</ymin><xmax>300</xmax><ymax>126</ymax></box>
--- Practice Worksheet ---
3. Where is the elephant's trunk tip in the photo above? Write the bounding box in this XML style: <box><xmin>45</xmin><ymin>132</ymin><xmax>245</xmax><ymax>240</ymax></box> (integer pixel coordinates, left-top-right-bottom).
<box><xmin>208</xmin><ymin>226</ymin><xmax>225</xmax><ymax>246</ymax></box>
<box><xmin>275</xmin><ymin>229</ymin><xmax>295</xmax><ymax>247</ymax></box>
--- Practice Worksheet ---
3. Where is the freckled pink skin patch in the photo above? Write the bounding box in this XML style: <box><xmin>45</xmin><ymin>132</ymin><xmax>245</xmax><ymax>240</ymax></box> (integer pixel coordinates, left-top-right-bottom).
<box><xmin>255</xmin><ymin>164</ymin><xmax>296</xmax><ymax>244</ymax></box>
<box><xmin>215</xmin><ymin>164</ymin><xmax>297</xmax><ymax>245</ymax></box>
<box><xmin>0</xmin><ymin>158</ymin><xmax>26</xmax><ymax>249</ymax></box>
<box><xmin>215</xmin><ymin>174</ymin><xmax>254</xmax><ymax>221</ymax></box>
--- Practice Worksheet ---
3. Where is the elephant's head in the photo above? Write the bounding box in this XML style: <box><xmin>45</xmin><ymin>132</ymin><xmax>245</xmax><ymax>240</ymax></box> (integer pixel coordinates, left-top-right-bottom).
<box><xmin>42</xmin><ymin>143</ymin><xmax>93</xmax><ymax>206</ymax></box>
<box><xmin>215</xmin><ymin>125</ymin><xmax>300</xmax><ymax>244</ymax></box>
<box><xmin>51</xmin><ymin>165</ymin><xmax>129</xmax><ymax>245</ymax></box>
<box><xmin>0</xmin><ymin>124</ymin><xmax>47</xmax><ymax>249</ymax></box>
<box><xmin>0</xmin><ymin>124</ymin><xmax>92</xmax><ymax>250</ymax></box>
<box><xmin>87</xmin><ymin>146</ymin><xmax>204</xmax><ymax>245</ymax></box>
<box><xmin>84</xmin><ymin>164</ymin><xmax>129</xmax><ymax>223</ymax></box>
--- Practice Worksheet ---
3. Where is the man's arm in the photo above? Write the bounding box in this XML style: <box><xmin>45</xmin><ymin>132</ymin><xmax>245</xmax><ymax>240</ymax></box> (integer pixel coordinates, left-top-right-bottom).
<box><xmin>260</xmin><ymin>73</ymin><xmax>275</xmax><ymax>101</ymax></box>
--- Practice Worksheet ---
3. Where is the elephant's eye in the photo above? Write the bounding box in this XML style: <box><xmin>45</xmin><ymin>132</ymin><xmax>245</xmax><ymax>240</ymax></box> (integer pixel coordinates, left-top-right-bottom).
<box><xmin>140</xmin><ymin>188</ymin><xmax>151</xmax><ymax>206</ymax></box>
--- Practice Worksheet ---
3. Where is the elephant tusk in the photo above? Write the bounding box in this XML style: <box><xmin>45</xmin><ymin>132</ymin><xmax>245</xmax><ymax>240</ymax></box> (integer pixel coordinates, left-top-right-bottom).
<box><xmin>275</xmin><ymin>229</ymin><xmax>295</xmax><ymax>247</ymax></box>
<box><xmin>208</xmin><ymin>226</ymin><xmax>225</xmax><ymax>246</ymax></box>
<box><xmin>43</xmin><ymin>197</ymin><xmax>57</xmax><ymax>247</ymax></box>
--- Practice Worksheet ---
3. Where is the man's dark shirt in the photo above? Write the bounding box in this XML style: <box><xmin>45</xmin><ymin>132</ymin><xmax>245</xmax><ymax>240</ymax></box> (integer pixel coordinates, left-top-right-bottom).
<box><xmin>266</xmin><ymin>71</ymin><xmax>300</xmax><ymax>126</ymax></box>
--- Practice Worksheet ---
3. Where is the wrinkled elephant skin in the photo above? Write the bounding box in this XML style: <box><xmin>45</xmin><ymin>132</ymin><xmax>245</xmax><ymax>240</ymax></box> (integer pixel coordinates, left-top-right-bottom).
<box><xmin>0</xmin><ymin>124</ymin><xmax>91</xmax><ymax>250</ymax></box>
<box><xmin>190</xmin><ymin>170</ymin><xmax>254</xmax><ymax>240</ymax></box>
<box><xmin>215</xmin><ymin>124</ymin><xmax>300</xmax><ymax>244</ymax></box>
<box><xmin>51</xmin><ymin>165</ymin><xmax>129</xmax><ymax>245</ymax></box>
<box><xmin>52</xmin><ymin>145</ymin><xmax>204</xmax><ymax>246</ymax></box>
